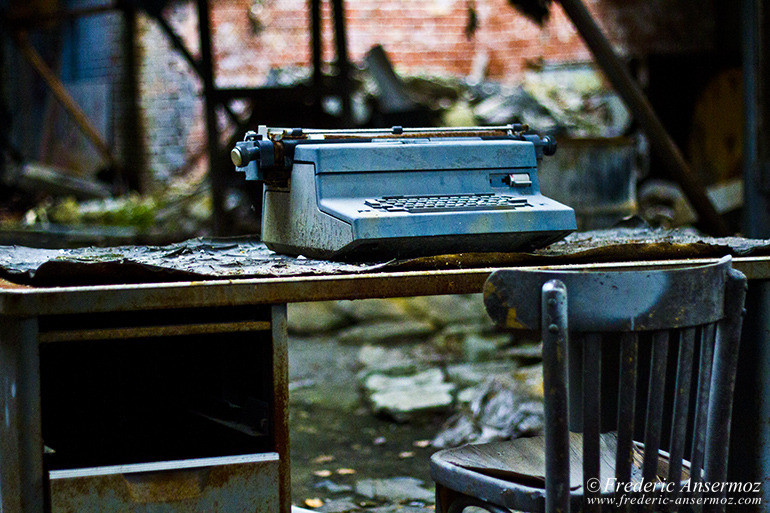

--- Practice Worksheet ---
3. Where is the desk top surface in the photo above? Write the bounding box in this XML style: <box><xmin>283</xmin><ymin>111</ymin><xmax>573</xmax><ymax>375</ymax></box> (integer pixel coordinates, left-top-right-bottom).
<box><xmin>1</xmin><ymin>228</ymin><xmax>769</xmax><ymax>316</ymax></box>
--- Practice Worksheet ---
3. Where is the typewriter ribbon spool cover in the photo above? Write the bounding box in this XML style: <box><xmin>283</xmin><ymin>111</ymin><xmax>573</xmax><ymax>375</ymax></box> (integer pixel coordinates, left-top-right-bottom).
<box><xmin>232</xmin><ymin>125</ymin><xmax>576</xmax><ymax>261</ymax></box>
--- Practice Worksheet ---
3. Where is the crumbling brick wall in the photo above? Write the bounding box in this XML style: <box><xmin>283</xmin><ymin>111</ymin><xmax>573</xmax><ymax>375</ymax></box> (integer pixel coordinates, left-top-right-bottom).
<box><xmin>137</xmin><ymin>0</ymin><xmax>714</xmax><ymax>185</ymax></box>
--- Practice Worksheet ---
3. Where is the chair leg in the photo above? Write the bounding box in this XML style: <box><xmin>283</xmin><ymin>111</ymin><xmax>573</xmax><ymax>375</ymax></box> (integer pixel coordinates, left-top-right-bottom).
<box><xmin>435</xmin><ymin>484</ymin><xmax>512</xmax><ymax>513</ymax></box>
<box><xmin>435</xmin><ymin>483</ymin><xmax>456</xmax><ymax>513</ymax></box>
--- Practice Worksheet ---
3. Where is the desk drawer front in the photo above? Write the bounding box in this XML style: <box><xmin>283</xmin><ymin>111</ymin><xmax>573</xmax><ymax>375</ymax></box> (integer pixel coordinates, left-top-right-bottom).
<box><xmin>50</xmin><ymin>453</ymin><xmax>279</xmax><ymax>512</ymax></box>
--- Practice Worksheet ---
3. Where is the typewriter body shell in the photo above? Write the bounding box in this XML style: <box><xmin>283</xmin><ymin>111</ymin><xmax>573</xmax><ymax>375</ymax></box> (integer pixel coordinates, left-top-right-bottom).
<box><xmin>233</xmin><ymin>126</ymin><xmax>576</xmax><ymax>260</ymax></box>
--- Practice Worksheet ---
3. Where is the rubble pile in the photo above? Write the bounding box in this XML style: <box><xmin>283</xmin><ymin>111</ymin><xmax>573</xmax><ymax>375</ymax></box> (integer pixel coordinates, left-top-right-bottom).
<box><xmin>288</xmin><ymin>295</ymin><xmax>546</xmax><ymax>512</ymax></box>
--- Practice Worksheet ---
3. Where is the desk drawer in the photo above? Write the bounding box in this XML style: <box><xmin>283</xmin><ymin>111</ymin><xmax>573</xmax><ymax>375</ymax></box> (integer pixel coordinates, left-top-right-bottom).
<box><xmin>50</xmin><ymin>453</ymin><xmax>280</xmax><ymax>512</ymax></box>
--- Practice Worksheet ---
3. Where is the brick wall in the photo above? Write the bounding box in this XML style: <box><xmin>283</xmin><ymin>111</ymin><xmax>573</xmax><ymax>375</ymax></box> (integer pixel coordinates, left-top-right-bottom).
<box><xmin>210</xmin><ymin>0</ymin><xmax>601</xmax><ymax>85</ymax></box>
<box><xmin>137</xmin><ymin>0</ymin><xmax>714</xmax><ymax>185</ymax></box>
<box><xmin>207</xmin><ymin>0</ymin><xmax>712</xmax><ymax>85</ymax></box>
<box><xmin>138</xmin><ymin>4</ymin><xmax>205</xmax><ymax>185</ymax></box>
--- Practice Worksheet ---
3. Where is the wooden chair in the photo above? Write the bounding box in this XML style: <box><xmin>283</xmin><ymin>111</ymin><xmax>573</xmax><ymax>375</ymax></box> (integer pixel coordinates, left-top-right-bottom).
<box><xmin>430</xmin><ymin>256</ymin><xmax>747</xmax><ymax>513</ymax></box>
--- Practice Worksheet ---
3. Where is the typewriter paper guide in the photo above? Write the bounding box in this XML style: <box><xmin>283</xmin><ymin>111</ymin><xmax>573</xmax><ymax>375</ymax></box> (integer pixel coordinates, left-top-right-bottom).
<box><xmin>261</xmin><ymin>138</ymin><xmax>576</xmax><ymax>260</ymax></box>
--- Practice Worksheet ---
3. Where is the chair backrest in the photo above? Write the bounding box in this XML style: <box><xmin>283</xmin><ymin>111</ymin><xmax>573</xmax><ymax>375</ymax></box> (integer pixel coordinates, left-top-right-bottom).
<box><xmin>483</xmin><ymin>256</ymin><xmax>747</xmax><ymax>513</ymax></box>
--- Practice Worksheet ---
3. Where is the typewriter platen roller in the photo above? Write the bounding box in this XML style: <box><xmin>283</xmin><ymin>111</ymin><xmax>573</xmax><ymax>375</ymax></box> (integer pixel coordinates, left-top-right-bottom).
<box><xmin>232</xmin><ymin>125</ymin><xmax>576</xmax><ymax>260</ymax></box>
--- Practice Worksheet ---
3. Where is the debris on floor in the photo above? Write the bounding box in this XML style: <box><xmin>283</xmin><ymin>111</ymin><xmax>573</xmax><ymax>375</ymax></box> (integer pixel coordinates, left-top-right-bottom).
<box><xmin>362</xmin><ymin>368</ymin><xmax>456</xmax><ymax>422</ymax></box>
<box><xmin>288</xmin><ymin>294</ymin><xmax>546</xmax><ymax>512</ymax></box>
<box><xmin>355</xmin><ymin>477</ymin><xmax>434</xmax><ymax>503</ymax></box>
<box><xmin>433</xmin><ymin>374</ymin><xmax>544</xmax><ymax>449</ymax></box>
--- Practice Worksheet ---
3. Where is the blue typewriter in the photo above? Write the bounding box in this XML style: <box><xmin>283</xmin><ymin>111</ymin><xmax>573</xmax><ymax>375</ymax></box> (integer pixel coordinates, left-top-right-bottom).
<box><xmin>231</xmin><ymin>125</ymin><xmax>576</xmax><ymax>260</ymax></box>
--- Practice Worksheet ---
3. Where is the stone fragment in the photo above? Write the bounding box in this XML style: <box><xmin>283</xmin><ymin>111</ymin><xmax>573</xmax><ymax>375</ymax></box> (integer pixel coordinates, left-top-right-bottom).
<box><xmin>357</xmin><ymin>345</ymin><xmax>414</xmax><ymax>372</ymax></box>
<box><xmin>432</xmin><ymin>375</ymin><xmax>545</xmax><ymax>448</ymax></box>
<box><xmin>315</xmin><ymin>498</ymin><xmax>359</xmax><ymax>513</ymax></box>
<box><xmin>355</xmin><ymin>477</ymin><xmax>434</xmax><ymax>503</ymax></box>
<box><xmin>288</xmin><ymin>302</ymin><xmax>350</xmax><ymax>334</ymax></box>
<box><xmin>314</xmin><ymin>480</ymin><xmax>353</xmax><ymax>493</ymax></box>
<box><xmin>445</xmin><ymin>362</ymin><xmax>517</xmax><ymax>387</ymax></box>
<box><xmin>363</xmin><ymin>368</ymin><xmax>455</xmax><ymax>422</ymax></box>
<box><xmin>514</xmin><ymin>363</ymin><xmax>544</xmax><ymax>399</ymax></box>
<box><xmin>405</xmin><ymin>294</ymin><xmax>489</xmax><ymax>326</ymax></box>
<box><xmin>337</xmin><ymin>320</ymin><xmax>436</xmax><ymax>345</ymax></box>
<box><xmin>335</xmin><ymin>298</ymin><xmax>411</xmax><ymax>322</ymax></box>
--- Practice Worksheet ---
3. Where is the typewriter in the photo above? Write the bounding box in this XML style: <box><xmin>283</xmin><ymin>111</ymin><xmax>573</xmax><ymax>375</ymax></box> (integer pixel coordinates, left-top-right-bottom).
<box><xmin>232</xmin><ymin>125</ymin><xmax>576</xmax><ymax>260</ymax></box>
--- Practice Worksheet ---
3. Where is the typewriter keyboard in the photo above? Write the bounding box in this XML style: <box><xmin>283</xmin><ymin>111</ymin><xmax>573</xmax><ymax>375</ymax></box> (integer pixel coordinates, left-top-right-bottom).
<box><xmin>364</xmin><ymin>193</ymin><xmax>530</xmax><ymax>213</ymax></box>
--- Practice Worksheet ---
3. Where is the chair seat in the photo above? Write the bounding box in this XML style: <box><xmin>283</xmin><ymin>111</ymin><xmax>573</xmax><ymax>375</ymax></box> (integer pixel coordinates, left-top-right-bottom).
<box><xmin>431</xmin><ymin>432</ymin><xmax>685</xmax><ymax>513</ymax></box>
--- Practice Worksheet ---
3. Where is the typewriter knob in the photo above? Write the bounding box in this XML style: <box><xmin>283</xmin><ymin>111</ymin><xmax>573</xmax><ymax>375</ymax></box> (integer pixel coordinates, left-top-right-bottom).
<box><xmin>231</xmin><ymin>147</ymin><xmax>248</xmax><ymax>167</ymax></box>
<box><xmin>231</xmin><ymin>139</ymin><xmax>275</xmax><ymax>168</ymax></box>
<box><xmin>542</xmin><ymin>135</ymin><xmax>557</xmax><ymax>156</ymax></box>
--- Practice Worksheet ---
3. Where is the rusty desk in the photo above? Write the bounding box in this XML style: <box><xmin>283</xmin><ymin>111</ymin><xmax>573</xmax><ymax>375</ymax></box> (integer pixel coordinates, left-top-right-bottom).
<box><xmin>2</xmin><ymin>235</ymin><xmax>770</xmax><ymax>513</ymax></box>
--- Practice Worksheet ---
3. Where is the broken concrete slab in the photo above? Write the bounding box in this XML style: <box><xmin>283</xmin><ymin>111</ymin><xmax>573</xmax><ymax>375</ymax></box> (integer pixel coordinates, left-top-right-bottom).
<box><xmin>288</xmin><ymin>302</ymin><xmax>351</xmax><ymax>334</ymax></box>
<box><xmin>337</xmin><ymin>320</ymin><xmax>436</xmax><ymax>345</ymax></box>
<box><xmin>405</xmin><ymin>294</ymin><xmax>489</xmax><ymax>327</ymax></box>
<box><xmin>355</xmin><ymin>477</ymin><xmax>434</xmax><ymax>503</ymax></box>
<box><xmin>432</xmin><ymin>376</ymin><xmax>544</xmax><ymax>448</ymax></box>
<box><xmin>428</xmin><ymin>322</ymin><xmax>499</xmax><ymax>357</ymax></box>
<box><xmin>335</xmin><ymin>298</ymin><xmax>412</xmax><ymax>322</ymax></box>
<box><xmin>315</xmin><ymin>498</ymin><xmax>359</xmax><ymax>513</ymax></box>
<box><xmin>314</xmin><ymin>480</ymin><xmax>354</xmax><ymax>493</ymax></box>
<box><xmin>363</xmin><ymin>368</ymin><xmax>455</xmax><ymax>422</ymax></box>
<box><xmin>368</xmin><ymin>385</ymin><xmax>455</xmax><ymax>422</ymax></box>
<box><xmin>445</xmin><ymin>362</ymin><xmax>517</xmax><ymax>387</ymax></box>
<box><xmin>363</xmin><ymin>368</ymin><xmax>445</xmax><ymax>392</ymax></box>
<box><xmin>357</xmin><ymin>345</ymin><xmax>415</xmax><ymax>372</ymax></box>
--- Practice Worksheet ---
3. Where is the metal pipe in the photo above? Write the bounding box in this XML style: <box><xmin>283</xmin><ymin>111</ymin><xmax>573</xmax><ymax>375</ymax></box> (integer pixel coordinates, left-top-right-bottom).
<box><xmin>557</xmin><ymin>0</ymin><xmax>730</xmax><ymax>236</ymax></box>
<box><xmin>330</xmin><ymin>0</ymin><xmax>352</xmax><ymax>125</ymax></box>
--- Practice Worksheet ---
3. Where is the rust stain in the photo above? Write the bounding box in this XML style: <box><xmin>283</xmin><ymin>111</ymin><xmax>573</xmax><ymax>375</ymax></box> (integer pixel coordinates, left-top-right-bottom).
<box><xmin>505</xmin><ymin>307</ymin><xmax>527</xmax><ymax>330</ymax></box>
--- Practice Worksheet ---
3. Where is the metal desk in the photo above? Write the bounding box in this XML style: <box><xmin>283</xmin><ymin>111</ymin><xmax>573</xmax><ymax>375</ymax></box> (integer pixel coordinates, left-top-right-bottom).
<box><xmin>2</xmin><ymin>256</ymin><xmax>770</xmax><ymax>513</ymax></box>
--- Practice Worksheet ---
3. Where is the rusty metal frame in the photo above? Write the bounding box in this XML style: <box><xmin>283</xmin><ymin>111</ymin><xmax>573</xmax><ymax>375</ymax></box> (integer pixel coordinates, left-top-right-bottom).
<box><xmin>1</xmin><ymin>256</ymin><xmax>769</xmax><ymax>317</ymax></box>
<box><xmin>0</xmin><ymin>256</ymin><xmax>768</xmax><ymax>513</ymax></box>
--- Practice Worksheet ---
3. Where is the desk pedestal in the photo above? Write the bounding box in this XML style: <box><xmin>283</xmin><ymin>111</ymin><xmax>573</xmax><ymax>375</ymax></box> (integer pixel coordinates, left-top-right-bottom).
<box><xmin>0</xmin><ymin>304</ymin><xmax>289</xmax><ymax>513</ymax></box>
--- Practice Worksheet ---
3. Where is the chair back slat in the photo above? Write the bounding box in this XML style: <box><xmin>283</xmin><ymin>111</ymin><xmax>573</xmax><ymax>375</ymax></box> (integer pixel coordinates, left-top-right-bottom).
<box><xmin>581</xmin><ymin>334</ymin><xmax>602</xmax><ymax>513</ymax></box>
<box><xmin>615</xmin><ymin>332</ymin><xmax>639</xmax><ymax>503</ymax></box>
<box><xmin>615</xmin><ymin>332</ymin><xmax>639</xmax><ymax>483</ymax></box>
<box><xmin>704</xmin><ymin>269</ymin><xmax>748</xmax><ymax>513</ymax></box>
<box><xmin>542</xmin><ymin>280</ymin><xmax>570</xmax><ymax>513</ymax></box>
<box><xmin>641</xmin><ymin>330</ymin><xmax>670</xmax><ymax>504</ymax></box>
<box><xmin>666</xmin><ymin>327</ymin><xmax>696</xmax><ymax>510</ymax></box>
<box><xmin>690</xmin><ymin>323</ymin><xmax>716</xmax><ymax>496</ymax></box>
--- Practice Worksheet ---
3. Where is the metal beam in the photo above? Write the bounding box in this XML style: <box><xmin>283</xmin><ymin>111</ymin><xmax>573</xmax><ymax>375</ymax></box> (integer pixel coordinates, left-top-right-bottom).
<box><xmin>196</xmin><ymin>0</ymin><xmax>227</xmax><ymax>235</ymax></box>
<box><xmin>742</xmin><ymin>0</ymin><xmax>770</xmax><ymax>238</ymax></box>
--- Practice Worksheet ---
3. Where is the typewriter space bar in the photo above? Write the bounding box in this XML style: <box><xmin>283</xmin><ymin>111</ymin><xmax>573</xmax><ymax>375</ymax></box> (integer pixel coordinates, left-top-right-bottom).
<box><xmin>406</xmin><ymin>204</ymin><xmax>528</xmax><ymax>213</ymax></box>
